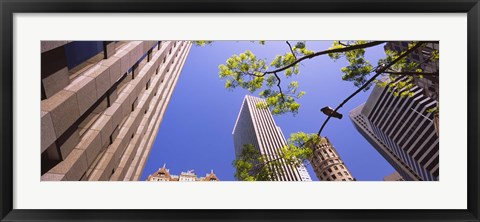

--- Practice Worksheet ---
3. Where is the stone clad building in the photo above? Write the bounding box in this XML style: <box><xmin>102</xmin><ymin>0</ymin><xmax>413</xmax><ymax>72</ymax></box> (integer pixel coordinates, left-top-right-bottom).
<box><xmin>146</xmin><ymin>165</ymin><xmax>220</xmax><ymax>182</ymax></box>
<box><xmin>309</xmin><ymin>137</ymin><xmax>355</xmax><ymax>181</ymax></box>
<box><xmin>41</xmin><ymin>41</ymin><xmax>192</xmax><ymax>181</ymax></box>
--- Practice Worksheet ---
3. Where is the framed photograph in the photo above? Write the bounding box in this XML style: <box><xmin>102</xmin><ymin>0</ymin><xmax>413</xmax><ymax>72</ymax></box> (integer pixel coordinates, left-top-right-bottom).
<box><xmin>1</xmin><ymin>0</ymin><xmax>479</xmax><ymax>221</ymax></box>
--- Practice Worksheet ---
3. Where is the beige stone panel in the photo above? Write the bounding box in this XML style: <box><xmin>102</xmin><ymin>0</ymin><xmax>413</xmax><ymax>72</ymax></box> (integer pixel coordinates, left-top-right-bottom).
<box><xmin>115</xmin><ymin>101</ymin><xmax>129</xmax><ymax>120</ymax></box>
<box><xmin>83</xmin><ymin>64</ymin><xmax>111</xmax><ymax>98</ymax></box>
<box><xmin>114</xmin><ymin>99</ymin><xmax>130</xmax><ymax>120</ymax></box>
<box><xmin>41</xmin><ymin>173</ymin><xmax>67</xmax><ymax>181</ymax></box>
<box><xmin>116</xmin><ymin>126</ymin><xmax>130</xmax><ymax>141</ymax></box>
<box><xmin>143</xmin><ymin>41</ymin><xmax>156</xmax><ymax>53</ymax></box>
<box><xmin>41</xmin><ymin>41</ymin><xmax>69</xmax><ymax>53</ymax></box>
<box><xmin>58</xmin><ymin>129</ymin><xmax>80</xmax><ymax>158</ymax></box>
<box><xmin>151</xmin><ymin>79</ymin><xmax>161</xmax><ymax>95</ymax></box>
<box><xmin>109</xmin><ymin>166</ymin><xmax>124</xmax><ymax>181</ymax></box>
<box><xmin>121</xmin><ymin>83</ymin><xmax>135</xmax><ymax>96</ymax></box>
<box><xmin>98</xmin><ymin>56</ymin><xmax>122</xmax><ymax>85</ymax></box>
<box><xmin>42</xmin><ymin>67</ymin><xmax>70</xmax><ymax>99</ymax></box>
<box><xmin>119</xmin><ymin>52</ymin><xmax>130</xmax><ymax>76</ymax></box>
<box><xmin>110</xmin><ymin>125</ymin><xmax>120</xmax><ymax>142</ymax></box>
<box><xmin>131</xmin><ymin>81</ymin><xmax>144</xmax><ymax>101</ymax></box>
<box><xmin>109</xmin><ymin>89</ymin><xmax>119</xmax><ymax>105</ymax></box>
<box><xmin>94</xmin><ymin>152</ymin><xmax>116</xmax><ymax>171</ymax></box>
<box><xmin>110</xmin><ymin>139</ymin><xmax>129</xmax><ymax>167</ymax></box>
<box><xmin>41</xmin><ymin>90</ymin><xmax>80</xmax><ymax>137</ymax></box>
<box><xmin>130</xmin><ymin>114</ymin><xmax>142</xmax><ymax>137</ymax></box>
<box><xmin>90</xmin><ymin>115</ymin><xmax>113</xmax><ymax>147</ymax></box>
<box><xmin>41</xmin><ymin>111</ymin><xmax>57</xmax><ymax>152</ymax></box>
<box><xmin>148</xmin><ymin>62</ymin><xmax>157</xmax><ymax>78</ymax></box>
<box><xmin>77</xmin><ymin>129</ymin><xmax>102</xmax><ymax>166</ymax></box>
<box><xmin>104</xmin><ymin>102</ymin><xmax>122</xmax><ymax>130</ymax></box>
<box><xmin>49</xmin><ymin>148</ymin><xmax>86</xmax><ymax>180</ymax></box>
<box><xmin>65</xmin><ymin>75</ymin><xmax>97</xmax><ymax>115</ymax></box>
<box><xmin>99</xmin><ymin>155</ymin><xmax>118</xmax><ymax>181</ymax></box>
<box><xmin>152</xmin><ymin>56</ymin><xmax>160</xmax><ymax>71</ymax></box>
<box><xmin>105</xmin><ymin>41</ymin><xmax>116</xmax><ymax>59</ymax></box>
<box><xmin>88</xmin><ymin>169</ymin><xmax>107</xmax><ymax>181</ymax></box>
<box><xmin>128</xmin><ymin>43</ymin><xmax>142</xmax><ymax>68</ymax></box>
<box><xmin>66</xmin><ymin>149</ymin><xmax>88</xmax><ymax>181</ymax></box>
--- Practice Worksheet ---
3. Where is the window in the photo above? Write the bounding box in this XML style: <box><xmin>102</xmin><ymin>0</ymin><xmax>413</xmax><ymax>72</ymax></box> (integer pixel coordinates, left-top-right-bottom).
<box><xmin>146</xmin><ymin>79</ymin><xmax>151</xmax><ymax>90</ymax></box>
<box><xmin>331</xmin><ymin>174</ymin><xmax>337</xmax><ymax>179</ymax></box>
<box><xmin>338</xmin><ymin>172</ymin><xmax>342</xmax><ymax>176</ymax></box>
<box><xmin>344</xmin><ymin>171</ymin><xmax>349</xmax><ymax>175</ymax></box>
<box><xmin>334</xmin><ymin>166</ymin><xmax>338</xmax><ymax>170</ymax></box>
<box><xmin>328</xmin><ymin>169</ymin><xmax>332</xmax><ymax>173</ymax></box>
<box><xmin>64</xmin><ymin>41</ymin><xmax>103</xmax><ymax>70</ymax></box>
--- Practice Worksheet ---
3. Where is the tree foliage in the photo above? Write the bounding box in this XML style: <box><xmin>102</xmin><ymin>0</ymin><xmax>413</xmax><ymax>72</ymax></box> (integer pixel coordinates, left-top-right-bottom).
<box><xmin>233</xmin><ymin>132</ymin><xmax>320</xmax><ymax>181</ymax></box>
<box><xmin>195</xmin><ymin>40</ymin><xmax>439</xmax><ymax>181</ymax></box>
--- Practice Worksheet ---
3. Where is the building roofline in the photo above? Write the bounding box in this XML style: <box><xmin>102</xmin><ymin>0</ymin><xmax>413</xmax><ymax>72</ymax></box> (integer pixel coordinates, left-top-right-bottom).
<box><xmin>232</xmin><ymin>95</ymin><xmax>250</xmax><ymax>135</ymax></box>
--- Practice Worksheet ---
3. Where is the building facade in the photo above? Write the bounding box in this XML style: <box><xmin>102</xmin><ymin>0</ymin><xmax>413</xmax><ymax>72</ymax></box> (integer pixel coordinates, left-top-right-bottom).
<box><xmin>232</xmin><ymin>95</ymin><xmax>312</xmax><ymax>181</ymax></box>
<box><xmin>146</xmin><ymin>165</ymin><xmax>220</xmax><ymax>181</ymax></box>
<box><xmin>383</xmin><ymin>171</ymin><xmax>404</xmax><ymax>181</ymax></box>
<box><xmin>384</xmin><ymin>41</ymin><xmax>439</xmax><ymax>101</ymax></box>
<box><xmin>349</xmin><ymin>77</ymin><xmax>439</xmax><ymax>181</ymax></box>
<box><xmin>41</xmin><ymin>41</ymin><xmax>192</xmax><ymax>181</ymax></box>
<box><xmin>309</xmin><ymin>137</ymin><xmax>355</xmax><ymax>181</ymax></box>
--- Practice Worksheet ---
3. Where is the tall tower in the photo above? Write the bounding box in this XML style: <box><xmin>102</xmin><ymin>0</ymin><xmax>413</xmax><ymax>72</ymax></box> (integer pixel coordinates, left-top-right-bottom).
<box><xmin>232</xmin><ymin>95</ymin><xmax>312</xmax><ymax>181</ymax></box>
<box><xmin>41</xmin><ymin>41</ymin><xmax>192</xmax><ymax>181</ymax></box>
<box><xmin>309</xmin><ymin>137</ymin><xmax>355</xmax><ymax>181</ymax></box>
<box><xmin>349</xmin><ymin>77</ymin><xmax>439</xmax><ymax>181</ymax></box>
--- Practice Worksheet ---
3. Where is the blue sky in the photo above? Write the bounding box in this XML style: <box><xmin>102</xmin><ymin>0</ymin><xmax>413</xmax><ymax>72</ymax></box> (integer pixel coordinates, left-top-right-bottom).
<box><xmin>140</xmin><ymin>41</ymin><xmax>395</xmax><ymax>181</ymax></box>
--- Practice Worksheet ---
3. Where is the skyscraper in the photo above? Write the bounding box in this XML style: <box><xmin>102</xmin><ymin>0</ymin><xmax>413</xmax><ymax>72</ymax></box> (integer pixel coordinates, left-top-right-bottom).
<box><xmin>41</xmin><ymin>41</ymin><xmax>191</xmax><ymax>181</ymax></box>
<box><xmin>232</xmin><ymin>95</ymin><xmax>312</xmax><ymax>181</ymax></box>
<box><xmin>309</xmin><ymin>137</ymin><xmax>355</xmax><ymax>181</ymax></box>
<box><xmin>384</xmin><ymin>41</ymin><xmax>439</xmax><ymax>101</ymax></box>
<box><xmin>349</xmin><ymin>77</ymin><xmax>439</xmax><ymax>181</ymax></box>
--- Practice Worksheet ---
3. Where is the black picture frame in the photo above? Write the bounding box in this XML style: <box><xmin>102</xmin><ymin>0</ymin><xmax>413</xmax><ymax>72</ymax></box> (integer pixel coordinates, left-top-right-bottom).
<box><xmin>1</xmin><ymin>0</ymin><xmax>479</xmax><ymax>221</ymax></box>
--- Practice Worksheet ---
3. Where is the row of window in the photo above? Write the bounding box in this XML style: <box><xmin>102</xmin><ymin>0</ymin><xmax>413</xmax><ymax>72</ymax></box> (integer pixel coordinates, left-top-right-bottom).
<box><xmin>44</xmin><ymin>41</ymin><xmax>184</xmax><ymax>179</ymax></box>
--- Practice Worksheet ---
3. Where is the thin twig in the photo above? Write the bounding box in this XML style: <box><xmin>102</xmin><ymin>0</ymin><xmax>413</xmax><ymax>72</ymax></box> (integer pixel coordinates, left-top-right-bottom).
<box><xmin>286</xmin><ymin>41</ymin><xmax>297</xmax><ymax>60</ymax></box>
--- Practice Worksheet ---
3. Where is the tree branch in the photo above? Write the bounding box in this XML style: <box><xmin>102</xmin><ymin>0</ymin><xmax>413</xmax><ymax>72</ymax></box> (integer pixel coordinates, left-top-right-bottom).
<box><xmin>273</xmin><ymin>72</ymin><xmax>285</xmax><ymax>103</ymax></box>
<box><xmin>317</xmin><ymin>41</ymin><xmax>429</xmax><ymax>136</ymax></box>
<box><xmin>265</xmin><ymin>41</ymin><xmax>386</xmax><ymax>75</ymax></box>
<box><xmin>286</xmin><ymin>41</ymin><xmax>297</xmax><ymax>60</ymax></box>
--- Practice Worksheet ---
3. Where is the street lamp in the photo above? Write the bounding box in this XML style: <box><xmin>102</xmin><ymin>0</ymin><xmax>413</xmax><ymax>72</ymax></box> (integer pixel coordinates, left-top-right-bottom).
<box><xmin>321</xmin><ymin>106</ymin><xmax>343</xmax><ymax>119</ymax></box>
